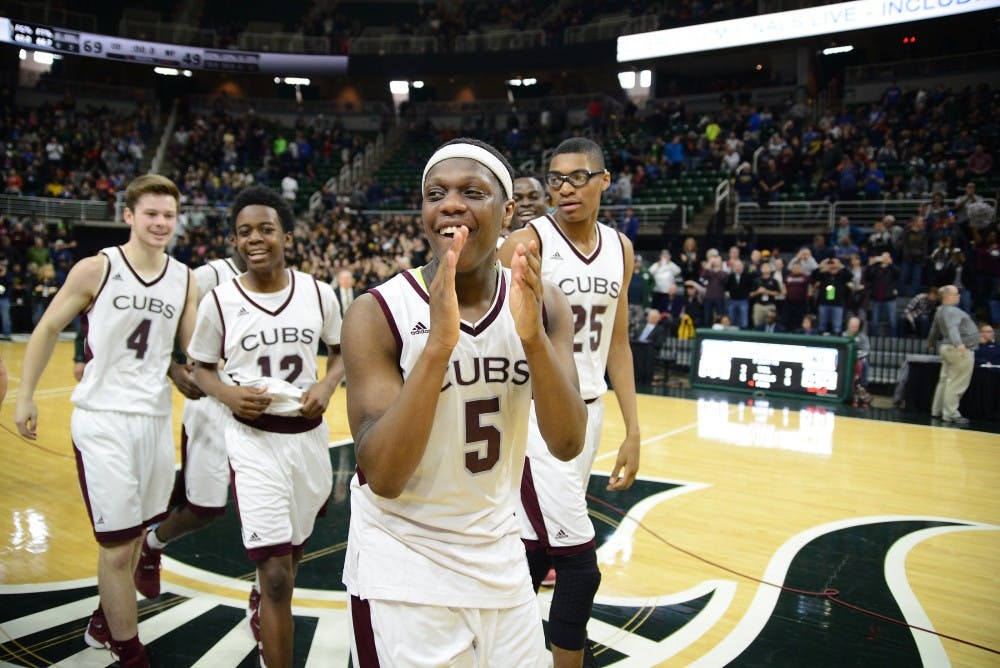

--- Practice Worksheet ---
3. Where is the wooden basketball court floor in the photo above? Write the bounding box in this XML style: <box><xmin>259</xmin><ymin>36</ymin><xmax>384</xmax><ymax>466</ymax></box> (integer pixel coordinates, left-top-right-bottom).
<box><xmin>0</xmin><ymin>340</ymin><xmax>997</xmax><ymax>667</ymax></box>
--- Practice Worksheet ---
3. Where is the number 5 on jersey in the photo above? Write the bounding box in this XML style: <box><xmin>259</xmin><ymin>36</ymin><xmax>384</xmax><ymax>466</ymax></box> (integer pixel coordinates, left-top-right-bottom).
<box><xmin>465</xmin><ymin>398</ymin><xmax>501</xmax><ymax>474</ymax></box>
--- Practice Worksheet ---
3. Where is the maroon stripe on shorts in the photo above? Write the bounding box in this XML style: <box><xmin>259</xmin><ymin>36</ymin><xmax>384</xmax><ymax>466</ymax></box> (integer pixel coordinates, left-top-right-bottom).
<box><xmin>246</xmin><ymin>542</ymin><xmax>294</xmax><ymax>561</ymax></box>
<box><xmin>519</xmin><ymin>457</ymin><xmax>549</xmax><ymax>550</ymax></box>
<box><xmin>520</xmin><ymin>457</ymin><xmax>596</xmax><ymax>557</ymax></box>
<box><xmin>350</xmin><ymin>595</ymin><xmax>381</xmax><ymax>667</ymax></box>
<box><xmin>73</xmin><ymin>442</ymin><xmax>144</xmax><ymax>544</ymax></box>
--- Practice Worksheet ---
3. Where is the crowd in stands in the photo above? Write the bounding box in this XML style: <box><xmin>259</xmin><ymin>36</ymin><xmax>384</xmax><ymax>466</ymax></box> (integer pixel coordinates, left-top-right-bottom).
<box><xmin>2</xmin><ymin>80</ymin><xmax>996</xmax><ymax>355</ymax></box>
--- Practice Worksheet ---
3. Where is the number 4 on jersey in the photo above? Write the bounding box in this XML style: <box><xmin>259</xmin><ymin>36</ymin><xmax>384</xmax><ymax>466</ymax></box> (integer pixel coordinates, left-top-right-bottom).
<box><xmin>126</xmin><ymin>319</ymin><xmax>152</xmax><ymax>359</ymax></box>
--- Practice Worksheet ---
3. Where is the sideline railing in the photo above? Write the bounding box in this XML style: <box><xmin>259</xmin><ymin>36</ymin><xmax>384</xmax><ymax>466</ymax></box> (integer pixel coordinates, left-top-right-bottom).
<box><xmin>734</xmin><ymin>198</ymin><xmax>998</xmax><ymax>230</ymax></box>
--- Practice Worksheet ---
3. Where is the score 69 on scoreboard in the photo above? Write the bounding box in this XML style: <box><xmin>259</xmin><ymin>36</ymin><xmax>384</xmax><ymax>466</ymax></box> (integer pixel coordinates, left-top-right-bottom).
<box><xmin>1</xmin><ymin>16</ymin><xmax>347</xmax><ymax>76</ymax></box>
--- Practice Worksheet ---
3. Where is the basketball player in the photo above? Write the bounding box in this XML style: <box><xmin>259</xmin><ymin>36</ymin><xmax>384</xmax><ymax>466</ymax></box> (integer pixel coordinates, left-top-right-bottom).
<box><xmin>187</xmin><ymin>185</ymin><xmax>343</xmax><ymax>668</ymax></box>
<box><xmin>14</xmin><ymin>174</ymin><xmax>200</xmax><ymax>667</ymax></box>
<box><xmin>512</xmin><ymin>173</ymin><xmax>550</xmax><ymax>231</ymax></box>
<box><xmin>499</xmin><ymin>137</ymin><xmax>641</xmax><ymax>668</ymax></box>
<box><xmin>341</xmin><ymin>138</ymin><xmax>586</xmax><ymax>666</ymax></box>
<box><xmin>132</xmin><ymin>253</ymin><xmax>245</xmax><ymax>600</ymax></box>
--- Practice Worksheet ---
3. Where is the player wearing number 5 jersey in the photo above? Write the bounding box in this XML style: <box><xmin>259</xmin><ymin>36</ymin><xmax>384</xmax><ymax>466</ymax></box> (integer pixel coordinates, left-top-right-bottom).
<box><xmin>14</xmin><ymin>175</ymin><xmax>200</xmax><ymax>668</ymax></box>
<box><xmin>188</xmin><ymin>185</ymin><xmax>344</xmax><ymax>668</ymax></box>
<box><xmin>342</xmin><ymin>139</ymin><xmax>585</xmax><ymax>667</ymax></box>
<box><xmin>500</xmin><ymin>137</ymin><xmax>640</xmax><ymax>668</ymax></box>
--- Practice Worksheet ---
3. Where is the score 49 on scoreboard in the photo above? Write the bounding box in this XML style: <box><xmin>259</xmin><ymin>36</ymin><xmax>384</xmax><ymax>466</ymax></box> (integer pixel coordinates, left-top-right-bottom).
<box><xmin>691</xmin><ymin>329</ymin><xmax>856</xmax><ymax>402</ymax></box>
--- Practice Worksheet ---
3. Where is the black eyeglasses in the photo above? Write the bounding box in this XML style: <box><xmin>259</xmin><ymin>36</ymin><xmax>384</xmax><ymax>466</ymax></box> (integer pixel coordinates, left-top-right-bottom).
<box><xmin>544</xmin><ymin>170</ymin><xmax>606</xmax><ymax>189</ymax></box>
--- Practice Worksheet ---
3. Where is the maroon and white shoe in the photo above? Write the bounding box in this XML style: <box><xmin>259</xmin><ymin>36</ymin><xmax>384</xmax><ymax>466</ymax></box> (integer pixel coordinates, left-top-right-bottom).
<box><xmin>541</xmin><ymin>568</ymin><xmax>557</xmax><ymax>587</ymax></box>
<box><xmin>83</xmin><ymin>606</ymin><xmax>111</xmax><ymax>649</ymax></box>
<box><xmin>133</xmin><ymin>532</ymin><xmax>164</xmax><ymax>599</ymax></box>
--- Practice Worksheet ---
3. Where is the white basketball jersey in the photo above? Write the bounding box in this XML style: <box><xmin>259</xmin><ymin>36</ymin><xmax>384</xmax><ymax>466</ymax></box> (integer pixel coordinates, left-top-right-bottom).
<box><xmin>529</xmin><ymin>215</ymin><xmax>624</xmax><ymax>400</ymax></box>
<box><xmin>72</xmin><ymin>246</ymin><xmax>190</xmax><ymax>415</ymax></box>
<box><xmin>194</xmin><ymin>257</ymin><xmax>241</xmax><ymax>302</ymax></box>
<box><xmin>345</xmin><ymin>266</ymin><xmax>534</xmax><ymax>608</ymax></box>
<box><xmin>189</xmin><ymin>270</ymin><xmax>341</xmax><ymax>432</ymax></box>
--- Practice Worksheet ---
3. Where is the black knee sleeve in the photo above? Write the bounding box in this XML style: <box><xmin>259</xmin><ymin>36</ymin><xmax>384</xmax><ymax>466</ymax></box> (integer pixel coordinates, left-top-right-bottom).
<box><xmin>548</xmin><ymin>549</ymin><xmax>601</xmax><ymax>650</ymax></box>
<box><xmin>525</xmin><ymin>546</ymin><xmax>552</xmax><ymax>593</ymax></box>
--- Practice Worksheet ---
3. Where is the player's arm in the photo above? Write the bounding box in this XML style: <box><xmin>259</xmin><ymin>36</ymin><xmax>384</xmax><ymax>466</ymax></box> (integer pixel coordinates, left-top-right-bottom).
<box><xmin>345</xmin><ymin>229</ymin><xmax>466</xmax><ymax>499</ymax></box>
<box><xmin>498</xmin><ymin>226</ymin><xmax>541</xmax><ymax>268</ymax></box>
<box><xmin>14</xmin><ymin>256</ymin><xmax>104</xmax><ymax>438</ymax></box>
<box><xmin>607</xmin><ymin>233</ymin><xmax>641</xmax><ymax>490</ymax></box>
<box><xmin>169</xmin><ymin>268</ymin><xmax>204</xmax><ymax>400</ymax></box>
<box><xmin>509</xmin><ymin>240</ymin><xmax>586</xmax><ymax>460</ymax></box>
<box><xmin>301</xmin><ymin>283</ymin><xmax>345</xmax><ymax>419</ymax></box>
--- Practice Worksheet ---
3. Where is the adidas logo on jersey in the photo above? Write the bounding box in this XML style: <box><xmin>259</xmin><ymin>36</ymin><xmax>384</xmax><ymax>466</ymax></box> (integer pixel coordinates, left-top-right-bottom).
<box><xmin>96</xmin><ymin>515</ymin><xmax>105</xmax><ymax>525</ymax></box>
<box><xmin>555</xmin><ymin>528</ymin><xmax>568</xmax><ymax>539</ymax></box>
<box><xmin>237</xmin><ymin>307</ymin><xmax>250</xmax><ymax>317</ymax></box>
<box><xmin>410</xmin><ymin>321</ymin><xmax>429</xmax><ymax>335</ymax></box>
<box><xmin>248</xmin><ymin>532</ymin><xmax>261</xmax><ymax>542</ymax></box>
<box><xmin>111</xmin><ymin>273</ymin><xmax>124</xmax><ymax>281</ymax></box>
<box><xmin>549</xmin><ymin>251</ymin><xmax>564</xmax><ymax>261</ymax></box>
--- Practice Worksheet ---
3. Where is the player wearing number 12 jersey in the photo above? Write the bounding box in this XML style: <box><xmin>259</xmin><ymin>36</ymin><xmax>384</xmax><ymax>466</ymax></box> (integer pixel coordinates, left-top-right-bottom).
<box><xmin>188</xmin><ymin>185</ymin><xmax>343</xmax><ymax>668</ymax></box>
<box><xmin>341</xmin><ymin>139</ymin><xmax>585</xmax><ymax>666</ymax></box>
<box><xmin>15</xmin><ymin>175</ymin><xmax>200</xmax><ymax>667</ymax></box>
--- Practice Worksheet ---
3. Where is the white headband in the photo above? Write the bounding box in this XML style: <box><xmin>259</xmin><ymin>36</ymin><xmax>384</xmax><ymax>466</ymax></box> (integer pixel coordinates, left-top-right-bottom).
<box><xmin>421</xmin><ymin>143</ymin><xmax>513</xmax><ymax>200</ymax></box>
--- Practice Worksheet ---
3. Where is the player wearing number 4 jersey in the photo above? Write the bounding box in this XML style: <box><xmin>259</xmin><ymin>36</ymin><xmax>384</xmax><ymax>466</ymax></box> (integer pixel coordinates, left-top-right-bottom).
<box><xmin>14</xmin><ymin>175</ymin><xmax>200</xmax><ymax>668</ymax></box>
<box><xmin>342</xmin><ymin>139</ymin><xmax>586</xmax><ymax>667</ymax></box>
<box><xmin>500</xmin><ymin>137</ymin><xmax>641</xmax><ymax>668</ymax></box>
<box><xmin>188</xmin><ymin>185</ymin><xmax>344</xmax><ymax>668</ymax></box>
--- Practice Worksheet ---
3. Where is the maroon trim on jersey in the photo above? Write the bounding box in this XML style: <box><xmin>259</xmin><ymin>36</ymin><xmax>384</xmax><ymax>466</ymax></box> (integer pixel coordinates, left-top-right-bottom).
<box><xmin>211</xmin><ymin>289</ymin><xmax>226</xmax><ymax>360</ymax></box>
<box><xmin>525</xmin><ymin>220</ymin><xmax>544</xmax><ymax>260</ymax></box>
<box><xmin>209</xmin><ymin>262</ymin><xmax>220</xmax><ymax>286</ymax></box>
<box><xmin>400</xmin><ymin>269</ymin><xmax>429</xmax><ymax>304</ymax></box>
<box><xmin>224</xmin><ymin>258</ymin><xmax>241</xmax><ymax>275</ymax></box>
<box><xmin>542</xmin><ymin>214</ymin><xmax>603</xmax><ymax>265</ymax></box>
<box><xmin>585</xmin><ymin>396</ymin><xmax>599</xmax><ymax>404</ymax></box>
<box><xmin>614</xmin><ymin>227</ymin><xmax>627</xmax><ymax>284</ymax></box>
<box><xmin>459</xmin><ymin>269</ymin><xmax>506</xmax><ymax>337</ymax></box>
<box><xmin>81</xmin><ymin>313</ymin><xmax>94</xmax><ymax>363</ymax></box>
<box><xmin>355</xmin><ymin>465</ymin><xmax>367</xmax><ymax>486</ymax></box>
<box><xmin>115</xmin><ymin>246</ymin><xmax>171</xmax><ymax>287</ymax></box>
<box><xmin>233</xmin><ymin>269</ymin><xmax>296</xmax><ymax>316</ymax></box>
<box><xmin>312</xmin><ymin>276</ymin><xmax>325</xmax><ymax>321</ymax></box>
<box><xmin>368</xmin><ymin>288</ymin><xmax>403</xmax><ymax>366</ymax></box>
<box><xmin>85</xmin><ymin>251</ymin><xmax>113</xmax><ymax>316</ymax></box>
<box><xmin>350</xmin><ymin>595</ymin><xmax>382</xmax><ymax>667</ymax></box>
<box><xmin>519</xmin><ymin>456</ymin><xmax>596</xmax><ymax>556</ymax></box>
<box><xmin>233</xmin><ymin>413</ymin><xmax>323</xmax><ymax>434</ymax></box>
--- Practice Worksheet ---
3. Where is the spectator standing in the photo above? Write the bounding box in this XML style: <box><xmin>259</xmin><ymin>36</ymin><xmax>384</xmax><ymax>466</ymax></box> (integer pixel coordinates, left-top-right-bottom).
<box><xmin>750</xmin><ymin>262</ymin><xmax>783</xmax><ymax>327</ymax></box>
<box><xmin>782</xmin><ymin>261</ymin><xmax>811</xmax><ymax>331</ymax></box>
<box><xmin>724</xmin><ymin>258</ymin><xmax>752</xmax><ymax>329</ymax></box>
<box><xmin>904</xmin><ymin>287</ymin><xmax>939</xmax><ymax>338</ymax></box>
<box><xmin>864</xmin><ymin>252</ymin><xmax>901</xmax><ymax>336</ymax></box>
<box><xmin>900</xmin><ymin>216</ymin><xmax>929</xmax><ymax>296</ymax></box>
<box><xmin>926</xmin><ymin>285</ymin><xmax>979</xmax><ymax>427</ymax></box>
<box><xmin>812</xmin><ymin>257</ymin><xmax>852</xmax><ymax>335</ymax></box>
<box><xmin>649</xmin><ymin>250</ymin><xmax>680</xmax><ymax>312</ymax></box>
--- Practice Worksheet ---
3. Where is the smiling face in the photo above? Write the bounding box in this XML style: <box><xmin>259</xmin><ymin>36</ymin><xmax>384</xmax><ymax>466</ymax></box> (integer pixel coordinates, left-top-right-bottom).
<box><xmin>512</xmin><ymin>176</ymin><xmax>548</xmax><ymax>228</ymax></box>
<box><xmin>422</xmin><ymin>157</ymin><xmax>513</xmax><ymax>273</ymax></box>
<box><xmin>124</xmin><ymin>193</ymin><xmax>177</xmax><ymax>251</ymax></box>
<box><xmin>233</xmin><ymin>204</ymin><xmax>291</xmax><ymax>274</ymax></box>
<box><xmin>547</xmin><ymin>152</ymin><xmax>610</xmax><ymax>226</ymax></box>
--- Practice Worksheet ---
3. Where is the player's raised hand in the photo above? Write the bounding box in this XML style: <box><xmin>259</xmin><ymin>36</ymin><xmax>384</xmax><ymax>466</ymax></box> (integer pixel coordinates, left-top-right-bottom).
<box><xmin>509</xmin><ymin>240</ymin><xmax>544</xmax><ymax>342</ymax></box>
<box><xmin>427</xmin><ymin>225</ymin><xmax>467</xmax><ymax>353</ymax></box>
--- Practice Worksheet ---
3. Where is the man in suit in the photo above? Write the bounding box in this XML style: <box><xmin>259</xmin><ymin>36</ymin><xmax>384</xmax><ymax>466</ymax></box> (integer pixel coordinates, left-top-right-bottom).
<box><xmin>755</xmin><ymin>309</ymin><xmax>787</xmax><ymax>333</ymax></box>
<box><xmin>631</xmin><ymin>309</ymin><xmax>670</xmax><ymax>385</ymax></box>
<box><xmin>335</xmin><ymin>269</ymin><xmax>356</xmax><ymax>317</ymax></box>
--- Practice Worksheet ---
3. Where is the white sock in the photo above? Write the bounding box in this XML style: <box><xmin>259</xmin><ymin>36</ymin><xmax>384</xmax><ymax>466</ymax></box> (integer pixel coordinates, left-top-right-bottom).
<box><xmin>146</xmin><ymin>524</ymin><xmax>168</xmax><ymax>550</ymax></box>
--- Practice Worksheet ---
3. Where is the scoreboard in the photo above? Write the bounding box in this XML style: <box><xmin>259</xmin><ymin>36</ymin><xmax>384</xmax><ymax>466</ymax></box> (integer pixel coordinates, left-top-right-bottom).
<box><xmin>691</xmin><ymin>329</ymin><xmax>856</xmax><ymax>402</ymax></box>
<box><xmin>1</xmin><ymin>16</ymin><xmax>348</xmax><ymax>76</ymax></box>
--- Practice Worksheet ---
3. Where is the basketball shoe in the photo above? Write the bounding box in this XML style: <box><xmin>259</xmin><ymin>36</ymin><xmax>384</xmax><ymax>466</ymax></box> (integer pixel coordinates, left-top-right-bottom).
<box><xmin>83</xmin><ymin>606</ymin><xmax>110</xmax><ymax>649</ymax></box>
<box><xmin>133</xmin><ymin>532</ymin><xmax>164</xmax><ymax>598</ymax></box>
